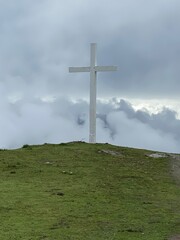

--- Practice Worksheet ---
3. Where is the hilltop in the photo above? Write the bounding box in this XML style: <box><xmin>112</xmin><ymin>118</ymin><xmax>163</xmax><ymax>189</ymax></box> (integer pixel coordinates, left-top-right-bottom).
<box><xmin>0</xmin><ymin>142</ymin><xmax>179</xmax><ymax>240</ymax></box>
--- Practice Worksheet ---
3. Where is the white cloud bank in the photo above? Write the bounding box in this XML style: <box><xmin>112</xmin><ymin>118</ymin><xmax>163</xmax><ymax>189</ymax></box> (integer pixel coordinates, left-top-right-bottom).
<box><xmin>0</xmin><ymin>97</ymin><xmax>179</xmax><ymax>153</ymax></box>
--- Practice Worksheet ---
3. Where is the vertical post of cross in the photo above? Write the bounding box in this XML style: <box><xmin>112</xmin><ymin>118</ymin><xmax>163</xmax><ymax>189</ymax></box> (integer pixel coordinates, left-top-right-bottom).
<box><xmin>89</xmin><ymin>43</ymin><xmax>97</xmax><ymax>143</ymax></box>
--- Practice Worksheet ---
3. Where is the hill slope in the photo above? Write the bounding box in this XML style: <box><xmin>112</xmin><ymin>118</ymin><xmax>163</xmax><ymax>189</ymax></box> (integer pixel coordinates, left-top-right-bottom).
<box><xmin>0</xmin><ymin>142</ymin><xmax>179</xmax><ymax>240</ymax></box>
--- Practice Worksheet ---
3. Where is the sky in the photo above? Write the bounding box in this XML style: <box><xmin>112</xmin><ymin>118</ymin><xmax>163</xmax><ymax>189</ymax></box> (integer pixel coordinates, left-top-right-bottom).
<box><xmin>0</xmin><ymin>0</ymin><xmax>180</xmax><ymax>152</ymax></box>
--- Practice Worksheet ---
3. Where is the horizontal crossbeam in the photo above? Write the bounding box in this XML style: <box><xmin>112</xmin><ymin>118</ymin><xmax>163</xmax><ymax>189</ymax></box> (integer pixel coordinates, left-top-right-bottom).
<box><xmin>69</xmin><ymin>66</ymin><xmax>118</xmax><ymax>73</ymax></box>
<box><xmin>69</xmin><ymin>67</ymin><xmax>90</xmax><ymax>73</ymax></box>
<box><xmin>95</xmin><ymin>66</ymin><xmax>118</xmax><ymax>72</ymax></box>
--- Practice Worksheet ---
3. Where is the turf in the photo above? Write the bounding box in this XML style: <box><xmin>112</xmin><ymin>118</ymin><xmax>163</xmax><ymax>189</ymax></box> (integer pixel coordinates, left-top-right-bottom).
<box><xmin>0</xmin><ymin>142</ymin><xmax>179</xmax><ymax>239</ymax></box>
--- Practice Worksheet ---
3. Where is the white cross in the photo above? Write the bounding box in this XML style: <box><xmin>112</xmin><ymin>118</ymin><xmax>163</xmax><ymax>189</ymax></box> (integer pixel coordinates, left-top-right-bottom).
<box><xmin>69</xmin><ymin>43</ymin><xmax>117</xmax><ymax>143</ymax></box>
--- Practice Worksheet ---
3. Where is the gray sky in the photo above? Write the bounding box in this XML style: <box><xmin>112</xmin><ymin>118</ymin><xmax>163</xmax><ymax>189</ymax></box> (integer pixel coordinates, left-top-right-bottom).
<box><xmin>0</xmin><ymin>0</ymin><xmax>180</xmax><ymax>151</ymax></box>
<box><xmin>1</xmin><ymin>0</ymin><xmax>180</xmax><ymax>99</ymax></box>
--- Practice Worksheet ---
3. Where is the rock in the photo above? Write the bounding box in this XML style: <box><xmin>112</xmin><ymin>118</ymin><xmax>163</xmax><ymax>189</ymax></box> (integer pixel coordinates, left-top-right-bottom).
<box><xmin>98</xmin><ymin>149</ymin><xmax>123</xmax><ymax>156</ymax></box>
<box><xmin>147</xmin><ymin>153</ymin><xmax>167</xmax><ymax>158</ymax></box>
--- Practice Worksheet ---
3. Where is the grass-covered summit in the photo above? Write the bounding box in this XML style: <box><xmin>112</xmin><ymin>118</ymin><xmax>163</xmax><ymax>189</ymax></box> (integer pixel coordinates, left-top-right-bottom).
<box><xmin>0</xmin><ymin>142</ymin><xmax>179</xmax><ymax>240</ymax></box>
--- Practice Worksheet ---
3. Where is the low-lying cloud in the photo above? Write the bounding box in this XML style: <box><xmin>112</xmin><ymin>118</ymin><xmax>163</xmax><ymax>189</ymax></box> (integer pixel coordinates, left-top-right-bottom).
<box><xmin>0</xmin><ymin>97</ymin><xmax>179</xmax><ymax>153</ymax></box>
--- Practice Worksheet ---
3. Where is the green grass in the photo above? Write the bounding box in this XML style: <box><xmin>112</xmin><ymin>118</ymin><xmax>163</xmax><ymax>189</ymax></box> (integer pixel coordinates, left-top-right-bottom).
<box><xmin>0</xmin><ymin>142</ymin><xmax>179</xmax><ymax>240</ymax></box>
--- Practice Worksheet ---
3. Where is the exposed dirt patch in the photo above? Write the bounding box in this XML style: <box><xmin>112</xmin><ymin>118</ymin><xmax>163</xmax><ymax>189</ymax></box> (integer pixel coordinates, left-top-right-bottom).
<box><xmin>169</xmin><ymin>154</ymin><xmax>180</xmax><ymax>185</ymax></box>
<box><xmin>147</xmin><ymin>153</ymin><xmax>180</xmax><ymax>184</ymax></box>
<box><xmin>169</xmin><ymin>235</ymin><xmax>180</xmax><ymax>240</ymax></box>
<box><xmin>147</xmin><ymin>152</ymin><xmax>180</xmax><ymax>240</ymax></box>
<box><xmin>168</xmin><ymin>154</ymin><xmax>180</xmax><ymax>240</ymax></box>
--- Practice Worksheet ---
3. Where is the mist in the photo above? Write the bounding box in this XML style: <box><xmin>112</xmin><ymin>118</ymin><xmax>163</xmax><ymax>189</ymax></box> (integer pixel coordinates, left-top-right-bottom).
<box><xmin>0</xmin><ymin>96</ymin><xmax>179</xmax><ymax>153</ymax></box>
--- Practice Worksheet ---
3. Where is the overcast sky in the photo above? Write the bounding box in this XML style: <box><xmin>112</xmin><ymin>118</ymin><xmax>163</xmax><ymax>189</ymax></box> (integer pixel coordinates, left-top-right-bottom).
<box><xmin>0</xmin><ymin>0</ymin><xmax>180</xmax><ymax>152</ymax></box>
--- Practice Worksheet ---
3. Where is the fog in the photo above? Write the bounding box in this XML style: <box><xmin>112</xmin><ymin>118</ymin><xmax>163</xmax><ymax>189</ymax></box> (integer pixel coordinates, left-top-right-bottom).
<box><xmin>0</xmin><ymin>96</ymin><xmax>179</xmax><ymax>153</ymax></box>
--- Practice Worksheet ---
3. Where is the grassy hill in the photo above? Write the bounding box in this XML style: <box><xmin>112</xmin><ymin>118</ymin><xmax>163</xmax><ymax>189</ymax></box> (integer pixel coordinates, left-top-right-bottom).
<box><xmin>0</xmin><ymin>142</ymin><xmax>179</xmax><ymax>240</ymax></box>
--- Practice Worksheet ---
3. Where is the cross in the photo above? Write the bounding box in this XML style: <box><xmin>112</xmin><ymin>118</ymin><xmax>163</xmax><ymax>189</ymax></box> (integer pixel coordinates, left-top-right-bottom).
<box><xmin>69</xmin><ymin>43</ymin><xmax>117</xmax><ymax>143</ymax></box>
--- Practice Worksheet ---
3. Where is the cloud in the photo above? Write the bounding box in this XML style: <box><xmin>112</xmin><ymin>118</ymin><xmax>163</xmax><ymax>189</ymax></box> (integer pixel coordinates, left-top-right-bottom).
<box><xmin>97</xmin><ymin>99</ymin><xmax>179</xmax><ymax>153</ymax></box>
<box><xmin>0</xmin><ymin>0</ymin><xmax>180</xmax><ymax>99</ymax></box>
<box><xmin>0</xmin><ymin>96</ymin><xmax>179</xmax><ymax>153</ymax></box>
